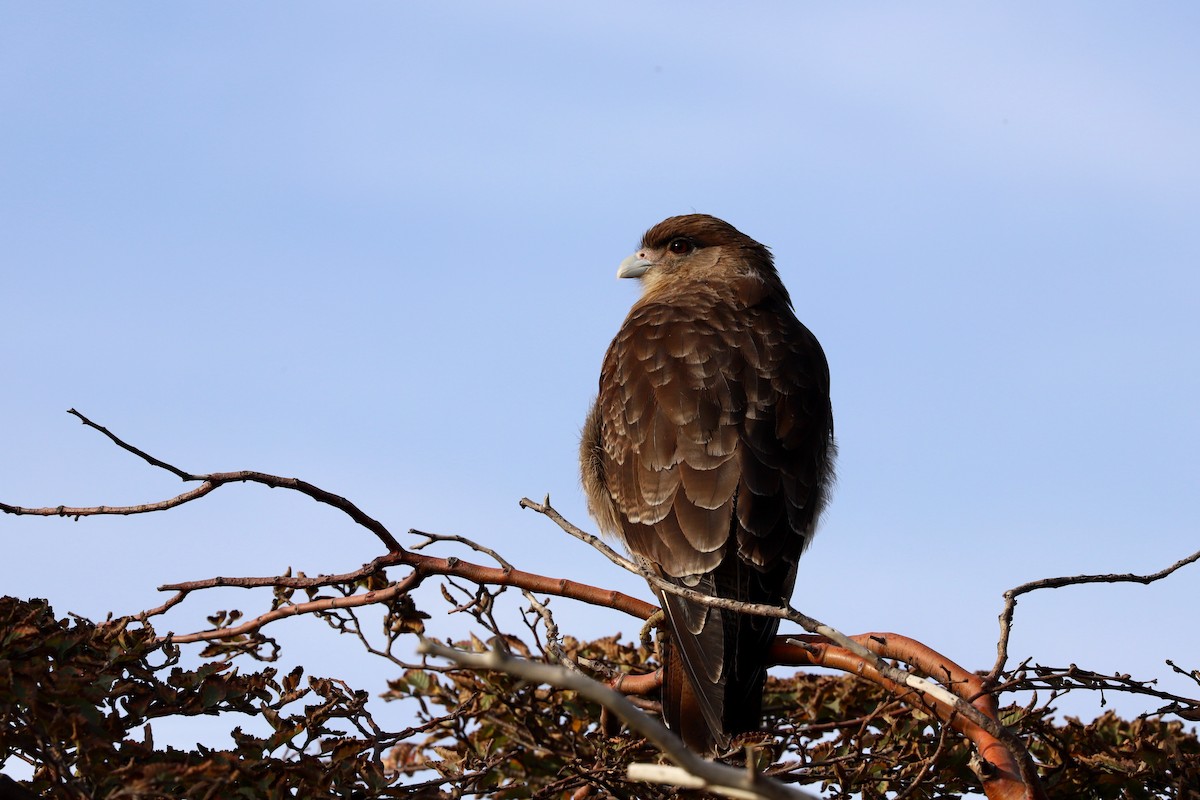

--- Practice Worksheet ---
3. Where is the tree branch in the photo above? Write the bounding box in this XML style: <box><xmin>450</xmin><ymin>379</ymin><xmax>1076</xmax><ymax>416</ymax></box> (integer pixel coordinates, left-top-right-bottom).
<box><xmin>775</xmin><ymin>634</ymin><xmax>1043</xmax><ymax>800</ymax></box>
<box><xmin>417</xmin><ymin>639</ymin><xmax>819</xmax><ymax>800</ymax></box>
<box><xmin>66</xmin><ymin>407</ymin><xmax>193</xmax><ymax>479</ymax></box>
<box><xmin>1</xmin><ymin>409</ymin><xmax>403</xmax><ymax>552</ymax></box>
<box><xmin>519</xmin><ymin>495</ymin><xmax>642</xmax><ymax>575</ymax></box>
<box><xmin>154</xmin><ymin>544</ymin><xmax>656</xmax><ymax>642</ymax></box>
<box><xmin>987</xmin><ymin>547</ymin><xmax>1200</xmax><ymax>684</ymax></box>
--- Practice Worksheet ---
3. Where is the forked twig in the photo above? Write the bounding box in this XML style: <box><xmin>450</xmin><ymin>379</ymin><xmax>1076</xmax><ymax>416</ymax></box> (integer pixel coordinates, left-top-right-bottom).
<box><xmin>987</xmin><ymin>548</ymin><xmax>1200</xmax><ymax>684</ymax></box>
<box><xmin>1</xmin><ymin>409</ymin><xmax>403</xmax><ymax>552</ymax></box>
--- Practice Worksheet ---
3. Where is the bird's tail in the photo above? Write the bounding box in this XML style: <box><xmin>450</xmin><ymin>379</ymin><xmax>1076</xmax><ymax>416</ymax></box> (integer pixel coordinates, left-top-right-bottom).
<box><xmin>658</xmin><ymin>589</ymin><xmax>774</xmax><ymax>756</ymax></box>
<box><xmin>660</xmin><ymin>633</ymin><xmax>725</xmax><ymax>755</ymax></box>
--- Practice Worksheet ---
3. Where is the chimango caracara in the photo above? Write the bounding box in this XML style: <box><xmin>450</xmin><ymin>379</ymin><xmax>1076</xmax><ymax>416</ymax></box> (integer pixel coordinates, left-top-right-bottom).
<box><xmin>580</xmin><ymin>214</ymin><xmax>835</xmax><ymax>754</ymax></box>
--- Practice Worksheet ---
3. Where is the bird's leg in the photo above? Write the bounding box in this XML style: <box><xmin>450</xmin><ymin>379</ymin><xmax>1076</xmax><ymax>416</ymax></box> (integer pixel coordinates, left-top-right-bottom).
<box><xmin>640</xmin><ymin>609</ymin><xmax>665</xmax><ymax>652</ymax></box>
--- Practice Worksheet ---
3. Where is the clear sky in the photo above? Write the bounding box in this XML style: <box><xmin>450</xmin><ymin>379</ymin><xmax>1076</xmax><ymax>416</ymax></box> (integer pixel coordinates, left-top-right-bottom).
<box><xmin>3</xmin><ymin>0</ymin><xmax>1198</xmax><ymax>757</ymax></box>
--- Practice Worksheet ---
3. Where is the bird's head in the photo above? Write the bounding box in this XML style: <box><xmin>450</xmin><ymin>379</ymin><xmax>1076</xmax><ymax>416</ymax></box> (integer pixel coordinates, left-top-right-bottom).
<box><xmin>617</xmin><ymin>214</ymin><xmax>787</xmax><ymax>305</ymax></box>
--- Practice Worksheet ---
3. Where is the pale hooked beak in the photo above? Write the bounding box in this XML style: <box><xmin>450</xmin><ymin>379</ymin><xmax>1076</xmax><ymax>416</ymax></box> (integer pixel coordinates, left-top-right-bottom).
<box><xmin>617</xmin><ymin>253</ymin><xmax>653</xmax><ymax>279</ymax></box>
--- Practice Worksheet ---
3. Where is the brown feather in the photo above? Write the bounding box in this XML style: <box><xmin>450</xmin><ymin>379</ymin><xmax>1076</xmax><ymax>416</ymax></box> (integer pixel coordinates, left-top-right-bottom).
<box><xmin>581</xmin><ymin>214</ymin><xmax>835</xmax><ymax>754</ymax></box>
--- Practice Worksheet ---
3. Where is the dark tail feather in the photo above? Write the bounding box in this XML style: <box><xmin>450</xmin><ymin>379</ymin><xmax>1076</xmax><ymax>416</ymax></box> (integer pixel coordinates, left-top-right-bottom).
<box><xmin>660</xmin><ymin>636</ymin><xmax>726</xmax><ymax>755</ymax></box>
<box><xmin>658</xmin><ymin>572</ymin><xmax>781</xmax><ymax>755</ymax></box>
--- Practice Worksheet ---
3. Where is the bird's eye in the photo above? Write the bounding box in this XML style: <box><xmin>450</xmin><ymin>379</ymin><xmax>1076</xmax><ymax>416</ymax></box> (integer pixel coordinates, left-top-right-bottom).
<box><xmin>667</xmin><ymin>238</ymin><xmax>695</xmax><ymax>255</ymax></box>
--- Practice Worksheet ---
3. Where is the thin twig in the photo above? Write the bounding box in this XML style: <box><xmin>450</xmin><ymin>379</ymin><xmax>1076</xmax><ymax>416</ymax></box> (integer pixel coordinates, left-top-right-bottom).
<box><xmin>165</xmin><ymin>572</ymin><xmax>423</xmax><ymax>644</ymax></box>
<box><xmin>413</xmin><ymin>527</ymin><xmax>577</xmax><ymax>668</ymax></box>
<box><xmin>67</xmin><ymin>408</ymin><xmax>193</xmax><ymax>480</ymax></box>
<box><xmin>894</xmin><ymin>714</ymin><xmax>954</xmax><ymax>800</ymax></box>
<box><xmin>519</xmin><ymin>496</ymin><xmax>642</xmax><ymax>575</ymax></box>
<box><xmin>991</xmin><ymin>662</ymin><xmax>1200</xmax><ymax>719</ymax></box>
<box><xmin>987</xmin><ymin>548</ymin><xmax>1200</xmax><ymax>684</ymax></box>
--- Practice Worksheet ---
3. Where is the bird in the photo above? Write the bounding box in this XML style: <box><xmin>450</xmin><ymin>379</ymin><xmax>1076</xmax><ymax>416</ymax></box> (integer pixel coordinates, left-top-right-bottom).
<box><xmin>579</xmin><ymin>214</ymin><xmax>835</xmax><ymax>754</ymax></box>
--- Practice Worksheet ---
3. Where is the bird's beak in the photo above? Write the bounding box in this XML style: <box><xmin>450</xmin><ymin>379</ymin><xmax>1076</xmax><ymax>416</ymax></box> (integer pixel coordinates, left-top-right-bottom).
<box><xmin>617</xmin><ymin>254</ymin><xmax>653</xmax><ymax>279</ymax></box>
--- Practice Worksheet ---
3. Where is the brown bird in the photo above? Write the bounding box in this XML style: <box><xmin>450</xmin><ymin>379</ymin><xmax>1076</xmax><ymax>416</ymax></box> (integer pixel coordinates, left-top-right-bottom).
<box><xmin>580</xmin><ymin>214</ymin><xmax>835</xmax><ymax>754</ymax></box>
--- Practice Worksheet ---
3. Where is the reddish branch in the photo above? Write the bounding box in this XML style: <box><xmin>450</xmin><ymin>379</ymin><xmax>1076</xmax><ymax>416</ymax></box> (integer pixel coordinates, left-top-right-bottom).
<box><xmin>158</xmin><ymin>549</ymin><xmax>655</xmax><ymax>643</ymax></box>
<box><xmin>601</xmin><ymin>633</ymin><xmax>1044</xmax><ymax>800</ymax></box>
<box><xmin>611</xmin><ymin>669</ymin><xmax>663</xmax><ymax>697</ymax></box>
<box><xmin>775</xmin><ymin>634</ymin><xmax>1044</xmax><ymax>800</ymax></box>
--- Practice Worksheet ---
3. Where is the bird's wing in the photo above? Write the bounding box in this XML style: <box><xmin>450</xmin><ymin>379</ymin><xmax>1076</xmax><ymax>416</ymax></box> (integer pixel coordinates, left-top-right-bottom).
<box><xmin>597</xmin><ymin>297</ymin><xmax>741</xmax><ymax>578</ymax></box>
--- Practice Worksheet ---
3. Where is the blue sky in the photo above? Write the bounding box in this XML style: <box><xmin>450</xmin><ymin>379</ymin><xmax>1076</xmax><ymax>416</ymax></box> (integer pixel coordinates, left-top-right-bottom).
<box><xmin>3</xmin><ymin>1</ymin><xmax>1198</xmax><ymax>754</ymax></box>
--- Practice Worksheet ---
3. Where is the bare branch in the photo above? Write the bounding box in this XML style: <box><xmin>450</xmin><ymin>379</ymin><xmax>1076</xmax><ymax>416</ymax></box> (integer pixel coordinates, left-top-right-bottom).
<box><xmin>525</xmin><ymin>496</ymin><xmax>973</xmax><ymax>727</ymax></box>
<box><xmin>166</xmin><ymin>573</ymin><xmax>424</xmax><ymax>644</ymax></box>
<box><xmin>987</xmin><ymin>547</ymin><xmax>1200</xmax><ymax>684</ymax></box>
<box><xmin>67</xmin><ymin>407</ymin><xmax>194</xmax><ymax>480</ymax></box>
<box><xmin>992</xmin><ymin>662</ymin><xmax>1200</xmax><ymax>719</ymax></box>
<box><xmin>0</xmin><ymin>482</ymin><xmax>219</xmax><ymax>518</ymax></box>
<box><xmin>1</xmin><ymin>410</ymin><xmax>403</xmax><ymax>552</ymax></box>
<box><xmin>520</xmin><ymin>495</ymin><xmax>642</xmax><ymax>575</ymax></box>
<box><xmin>155</xmin><ymin>545</ymin><xmax>655</xmax><ymax>642</ymax></box>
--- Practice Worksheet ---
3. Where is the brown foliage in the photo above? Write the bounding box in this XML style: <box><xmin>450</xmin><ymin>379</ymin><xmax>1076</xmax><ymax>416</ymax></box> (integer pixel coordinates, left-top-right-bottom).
<box><xmin>1</xmin><ymin>597</ymin><xmax>401</xmax><ymax>798</ymax></box>
<box><xmin>5</xmin><ymin>594</ymin><xmax>1199</xmax><ymax>799</ymax></box>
